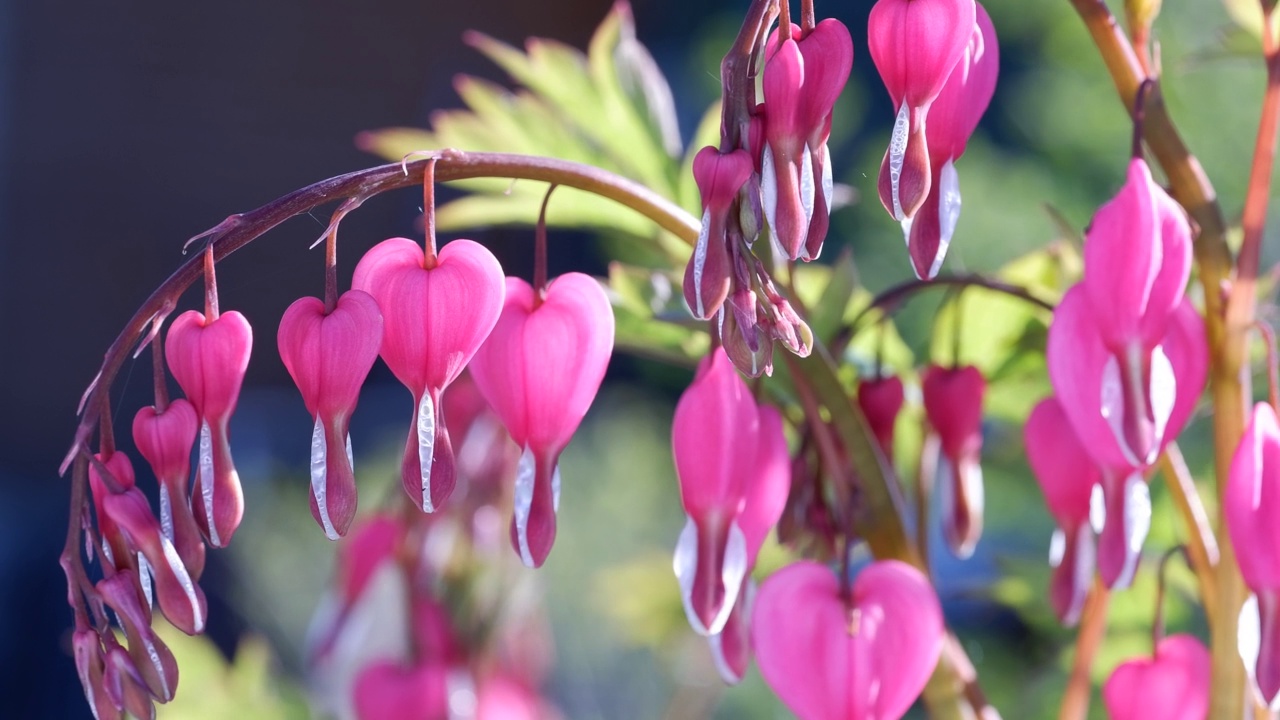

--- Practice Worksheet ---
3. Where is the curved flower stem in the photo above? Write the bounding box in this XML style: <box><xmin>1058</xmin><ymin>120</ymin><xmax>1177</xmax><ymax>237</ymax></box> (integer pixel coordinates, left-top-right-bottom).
<box><xmin>62</xmin><ymin>150</ymin><xmax>700</xmax><ymax>472</ymax></box>
<box><xmin>1065</xmin><ymin>2</ymin><xmax>1244</xmax><ymax>716</ymax></box>
<box><xmin>1159</xmin><ymin>444</ymin><xmax>1220</xmax><ymax>620</ymax></box>
<box><xmin>1059</xmin><ymin>580</ymin><xmax>1110</xmax><ymax>720</ymax></box>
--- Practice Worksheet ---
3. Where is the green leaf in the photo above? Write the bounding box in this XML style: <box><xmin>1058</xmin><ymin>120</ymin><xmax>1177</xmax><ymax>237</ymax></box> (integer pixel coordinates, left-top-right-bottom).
<box><xmin>609</xmin><ymin>262</ymin><xmax>709</xmax><ymax>364</ymax></box>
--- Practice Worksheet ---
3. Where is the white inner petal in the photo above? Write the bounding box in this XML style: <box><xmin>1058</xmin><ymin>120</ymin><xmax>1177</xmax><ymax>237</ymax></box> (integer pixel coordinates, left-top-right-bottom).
<box><xmin>160</xmin><ymin>533</ymin><xmax>204</xmax><ymax>634</ymax></box>
<box><xmin>799</xmin><ymin>143</ymin><xmax>816</xmax><ymax>228</ymax></box>
<box><xmin>552</xmin><ymin>460</ymin><xmax>561</xmax><ymax>514</ymax></box>
<box><xmin>1115</xmin><ymin>473</ymin><xmax>1151</xmax><ymax>589</ymax></box>
<box><xmin>159</xmin><ymin>484</ymin><xmax>174</xmax><ymax>545</ymax></box>
<box><xmin>311</xmin><ymin>415</ymin><xmax>339</xmax><ymax>541</ymax></box>
<box><xmin>446</xmin><ymin>668</ymin><xmax>478</xmax><ymax>720</ymax></box>
<box><xmin>1241</xmin><ymin>594</ymin><xmax>1262</xmax><ymax>681</ymax></box>
<box><xmin>673</xmin><ymin>516</ymin><xmax>705</xmax><ymax>634</ymax></box>
<box><xmin>1089</xmin><ymin>482</ymin><xmax>1106</xmax><ymax>534</ymax></box>
<box><xmin>1100</xmin><ymin>354</ymin><xmax>1141</xmax><ymax>467</ymax></box>
<box><xmin>198</xmin><ymin>420</ymin><xmax>220</xmax><ymax>547</ymax></box>
<box><xmin>137</xmin><ymin>553</ymin><xmax>154</xmax><ymax>609</ymax></box>
<box><xmin>1149</xmin><ymin>344</ymin><xmax>1176</xmax><ymax>447</ymax></box>
<box><xmin>692</xmin><ymin>208</ymin><xmax>712</xmax><ymax>318</ymax></box>
<box><xmin>931</xmin><ymin>158</ymin><xmax>962</xmax><ymax>280</ymax></box>
<box><xmin>820</xmin><ymin>143</ymin><xmax>834</xmax><ymax>217</ymax></box>
<box><xmin>417</xmin><ymin>393</ymin><xmax>436</xmax><ymax>513</ymax></box>
<box><xmin>760</xmin><ymin>143</ymin><xmax>779</xmax><ymax>235</ymax></box>
<box><xmin>1070</xmin><ymin>522</ymin><xmax>1096</xmax><ymax>625</ymax></box>
<box><xmin>138</xmin><ymin>625</ymin><xmax>170</xmax><ymax>701</ymax></box>
<box><xmin>888</xmin><ymin>101</ymin><xmax>911</xmax><ymax>221</ymax></box>
<box><xmin>513</xmin><ymin>445</ymin><xmax>537</xmax><ymax>567</ymax></box>
<box><xmin>1048</xmin><ymin>527</ymin><xmax>1066</xmax><ymax>568</ymax></box>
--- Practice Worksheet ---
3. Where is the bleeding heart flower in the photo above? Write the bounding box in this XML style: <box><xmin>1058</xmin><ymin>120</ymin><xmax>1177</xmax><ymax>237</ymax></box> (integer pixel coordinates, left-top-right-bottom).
<box><xmin>1026</xmin><ymin>396</ymin><xmax>1102</xmax><ymax>626</ymax></box>
<box><xmin>133</xmin><ymin>400</ymin><xmax>206</xmax><ymax>580</ymax></box>
<box><xmin>97</xmin><ymin>570</ymin><xmax>180</xmax><ymax>703</ymax></box>
<box><xmin>921</xmin><ymin>364</ymin><xmax>986</xmax><ymax>558</ymax></box>
<box><xmin>468</xmin><ymin>273</ymin><xmax>614</xmax><ymax>568</ymax></box>
<box><xmin>353</xmin><ymin>660</ymin><xmax>449</xmax><ymax>720</ymax></box>
<box><xmin>88</xmin><ymin>450</ymin><xmax>139</xmax><ymax>572</ymax></box>
<box><xmin>753</xmin><ymin>559</ymin><xmax>944</xmax><ymax>720</ymax></box>
<box><xmin>868</xmin><ymin>0</ymin><xmax>976</xmax><ymax>222</ymax></box>
<box><xmin>671</xmin><ymin>348</ymin><xmax>759</xmax><ymax>635</ymax></box>
<box><xmin>101</xmin><ymin>641</ymin><xmax>155</xmax><ymax>720</ymax></box>
<box><xmin>857</xmin><ymin>374</ymin><xmax>905</xmax><ymax>459</ymax></box>
<box><xmin>278</xmin><ymin>290</ymin><xmax>384</xmax><ymax>540</ymax></box>
<box><xmin>73</xmin><ymin>630</ymin><xmax>122</xmax><ymax>720</ymax></box>
<box><xmin>352</xmin><ymin>237</ymin><xmax>505</xmax><ymax>514</ymax></box>
<box><xmin>684</xmin><ymin>147</ymin><xmax>754</xmax><ymax>320</ymax></box>
<box><xmin>165</xmin><ymin>308</ymin><xmax>253</xmax><ymax>547</ymax></box>
<box><xmin>759</xmin><ymin>19</ymin><xmax>854</xmax><ymax>261</ymax></box>
<box><xmin>1103</xmin><ymin>634</ymin><xmax>1210</xmax><ymax>720</ymax></box>
<box><xmin>901</xmin><ymin>3</ymin><xmax>998</xmax><ymax>280</ymax></box>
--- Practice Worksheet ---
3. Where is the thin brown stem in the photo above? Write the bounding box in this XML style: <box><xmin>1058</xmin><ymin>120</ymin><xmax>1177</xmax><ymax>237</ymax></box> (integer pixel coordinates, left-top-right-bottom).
<box><xmin>324</xmin><ymin>215</ymin><xmax>339</xmax><ymax>315</ymax></box>
<box><xmin>422</xmin><ymin>157</ymin><xmax>439</xmax><ymax>268</ymax></box>
<box><xmin>1059</xmin><ymin>581</ymin><xmax>1110</xmax><ymax>720</ymax></box>
<box><xmin>799</xmin><ymin>0</ymin><xmax>815</xmax><ymax>34</ymax></box>
<box><xmin>151</xmin><ymin>319</ymin><xmax>169</xmax><ymax>414</ymax></box>
<box><xmin>97</xmin><ymin>397</ymin><xmax>114</xmax><ymax>458</ymax></box>
<box><xmin>202</xmin><ymin>244</ymin><xmax>219</xmax><ymax>320</ymax></box>
<box><xmin>719</xmin><ymin>0</ymin><xmax>777</xmax><ymax>151</ymax></box>
<box><xmin>784</xmin><ymin>353</ymin><xmax>854</xmax><ymax>535</ymax></box>
<box><xmin>778</xmin><ymin>0</ymin><xmax>791</xmax><ymax>37</ymax></box>
<box><xmin>534</xmin><ymin>184</ymin><xmax>558</xmax><ymax>302</ymax></box>
<box><xmin>1159</xmin><ymin>444</ymin><xmax>1220</xmax><ymax>621</ymax></box>
<box><xmin>1153</xmin><ymin>545</ymin><xmax>1188</xmax><ymax>650</ymax></box>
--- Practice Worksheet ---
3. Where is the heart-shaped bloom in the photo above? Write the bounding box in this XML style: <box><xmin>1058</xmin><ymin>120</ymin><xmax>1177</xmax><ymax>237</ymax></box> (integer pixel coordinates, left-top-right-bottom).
<box><xmin>1227</xmin><ymin>403</ymin><xmax>1280</xmax><ymax>708</ymax></box>
<box><xmin>900</xmin><ymin>3</ymin><xmax>998</xmax><ymax>280</ymax></box>
<box><xmin>708</xmin><ymin>404</ymin><xmax>791</xmax><ymax>684</ymax></box>
<box><xmin>352</xmin><ymin>237</ymin><xmax>505</xmax><ymax>514</ymax></box>
<box><xmin>869</xmin><ymin>0</ymin><xmax>976</xmax><ymax>222</ymax></box>
<box><xmin>1026</xmin><ymin>396</ymin><xmax>1102</xmax><ymax>626</ymax></box>
<box><xmin>684</xmin><ymin>147</ymin><xmax>754</xmax><ymax>320</ymax></box>
<box><xmin>1047</xmin><ymin>286</ymin><xmax>1205</xmax><ymax>588</ymax></box>
<box><xmin>760</xmin><ymin>19</ymin><xmax>854</xmax><ymax>261</ymax></box>
<box><xmin>165</xmin><ymin>308</ymin><xmax>253</xmax><ymax>547</ymax></box>
<box><xmin>88</xmin><ymin>450</ymin><xmax>140</xmax><ymax>572</ymax></box>
<box><xmin>922</xmin><ymin>364</ymin><xmax>986</xmax><ymax>558</ymax></box>
<box><xmin>671</xmin><ymin>348</ymin><xmax>760</xmax><ymax>635</ymax></box>
<box><xmin>353</xmin><ymin>659</ymin><xmax>449</xmax><ymax>720</ymax></box>
<box><xmin>468</xmin><ymin>273</ymin><xmax>614</xmax><ymax>568</ymax></box>
<box><xmin>1103</xmin><ymin>634</ymin><xmax>1210</xmax><ymax>720</ymax></box>
<box><xmin>133</xmin><ymin>400</ymin><xmax>205</xmax><ymax>580</ymax></box>
<box><xmin>278</xmin><ymin>290</ymin><xmax>384</xmax><ymax>540</ymax></box>
<box><xmin>753</xmin><ymin>559</ymin><xmax>944</xmax><ymax>720</ymax></box>
<box><xmin>857</xmin><ymin>374</ymin><xmax>905</xmax><ymax>458</ymax></box>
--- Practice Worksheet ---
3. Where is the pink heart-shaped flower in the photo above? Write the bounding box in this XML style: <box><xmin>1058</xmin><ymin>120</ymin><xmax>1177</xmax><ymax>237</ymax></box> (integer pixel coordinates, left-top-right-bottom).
<box><xmin>133</xmin><ymin>400</ymin><xmax>206</xmax><ymax>579</ymax></box>
<box><xmin>468</xmin><ymin>273</ymin><xmax>614</xmax><ymax>567</ymax></box>
<box><xmin>753</xmin><ymin>559</ymin><xmax>943</xmax><ymax>720</ymax></box>
<box><xmin>352</xmin><ymin>237</ymin><xmax>505</xmax><ymax>513</ymax></box>
<box><xmin>1103</xmin><ymin>634</ymin><xmax>1209</xmax><ymax>720</ymax></box>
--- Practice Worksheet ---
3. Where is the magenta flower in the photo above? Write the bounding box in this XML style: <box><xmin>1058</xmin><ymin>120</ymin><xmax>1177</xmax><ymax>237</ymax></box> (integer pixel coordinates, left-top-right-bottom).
<box><xmin>468</xmin><ymin>273</ymin><xmax>614</xmax><ymax>568</ymax></box>
<box><xmin>1047</xmin><ymin>286</ymin><xmax>1205</xmax><ymax>588</ymax></box>
<box><xmin>1227</xmin><ymin>403</ymin><xmax>1280</xmax><ymax>708</ymax></box>
<box><xmin>684</xmin><ymin>146</ymin><xmax>754</xmax><ymax>320</ymax></box>
<box><xmin>922</xmin><ymin>364</ymin><xmax>986</xmax><ymax>558</ymax></box>
<box><xmin>1103</xmin><ymin>634</ymin><xmax>1210</xmax><ymax>720</ymax></box>
<box><xmin>708</xmin><ymin>404</ymin><xmax>791</xmax><ymax>684</ymax></box>
<box><xmin>868</xmin><ymin>0</ymin><xmax>976</xmax><ymax>223</ymax></box>
<box><xmin>857</xmin><ymin>374</ymin><xmax>905</xmax><ymax>458</ymax></box>
<box><xmin>671</xmin><ymin>348</ymin><xmax>760</xmax><ymax>635</ymax></box>
<box><xmin>352</xmin><ymin>237</ymin><xmax>505</xmax><ymax>514</ymax></box>
<box><xmin>760</xmin><ymin>19</ymin><xmax>854</xmax><ymax>261</ymax></box>
<box><xmin>97</xmin><ymin>570</ymin><xmax>180</xmax><ymax>703</ymax></box>
<box><xmin>278</xmin><ymin>290</ymin><xmax>384</xmax><ymax>540</ymax></box>
<box><xmin>353</xmin><ymin>659</ymin><xmax>449</xmax><ymax>720</ymax></box>
<box><xmin>165</xmin><ymin>308</ymin><xmax>253</xmax><ymax>547</ymax></box>
<box><xmin>133</xmin><ymin>400</ymin><xmax>206</xmax><ymax>580</ymax></box>
<box><xmin>753</xmin><ymin>559</ymin><xmax>943</xmax><ymax>720</ymax></box>
<box><xmin>475</xmin><ymin>676</ymin><xmax>546</xmax><ymax>720</ymax></box>
<box><xmin>1025</xmin><ymin>397</ymin><xmax>1102</xmax><ymax>626</ymax></box>
<box><xmin>901</xmin><ymin>3</ymin><xmax>998</xmax><ymax>280</ymax></box>
<box><xmin>73</xmin><ymin>630</ymin><xmax>120</xmax><ymax>720</ymax></box>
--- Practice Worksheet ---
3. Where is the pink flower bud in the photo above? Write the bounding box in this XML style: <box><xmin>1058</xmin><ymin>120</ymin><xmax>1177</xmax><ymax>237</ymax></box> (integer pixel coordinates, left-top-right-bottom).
<box><xmin>88</xmin><ymin>451</ymin><xmax>138</xmax><ymax>571</ymax></box>
<box><xmin>684</xmin><ymin>147</ymin><xmax>753</xmax><ymax>320</ymax></box>
<box><xmin>718</xmin><ymin>305</ymin><xmax>773</xmax><ymax>379</ymax></box>
<box><xmin>102</xmin><ymin>643</ymin><xmax>155</xmax><ymax>720</ymax></box>
<box><xmin>353</xmin><ymin>660</ymin><xmax>449</xmax><ymax>720</ymax></box>
<box><xmin>102</xmin><ymin>480</ymin><xmax>208</xmax><ymax>635</ymax></box>
<box><xmin>759</xmin><ymin>20</ymin><xmax>853</xmax><ymax>260</ymax></box>
<box><xmin>869</xmin><ymin>0</ymin><xmax>976</xmax><ymax>221</ymax></box>
<box><xmin>336</xmin><ymin>513</ymin><xmax>404</xmax><ymax>604</ymax></box>
<box><xmin>857</xmin><ymin>375</ymin><xmax>905</xmax><ymax>458</ymax></box>
<box><xmin>74</xmin><ymin>630</ymin><xmax>122</xmax><ymax>720</ymax></box>
<box><xmin>1103</xmin><ymin>634</ymin><xmax>1210</xmax><ymax>720</ymax></box>
<box><xmin>133</xmin><ymin>400</ymin><xmax>206</xmax><ymax>579</ymax></box>
<box><xmin>278</xmin><ymin>290</ymin><xmax>384</xmax><ymax>540</ymax></box>
<box><xmin>753</xmin><ymin>560</ymin><xmax>943</xmax><ymax>720</ymax></box>
<box><xmin>97</xmin><ymin>570</ymin><xmax>180</xmax><ymax>702</ymax></box>
<box><xmin>922</xmin><ymin>364</ymin><xmax>985</xmax><ymax>558</ymax></box>
<box><xmin>353</xmin><ymin>238</ymin><xmax>505</xmax><ymax>514</ymax></box>
<box><xmin>1026</xmin><ymin>397</ymin><xmax>1102</xmax><ymax>625</ymax></box>
<box><xmin>468</xmin><ymin>273</ymin><xmax>614</xmax><ymax>568</ymax></box>
<box><xmin>165</xmin><ymin>308</ymin><xmax>253</xmax><ymax>547</ymax></box>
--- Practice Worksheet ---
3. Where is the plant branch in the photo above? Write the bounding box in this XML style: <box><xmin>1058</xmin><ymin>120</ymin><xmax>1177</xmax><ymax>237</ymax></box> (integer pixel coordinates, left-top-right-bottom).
<box><xmin>1159</xmin><ymin>443</ymin><xmax>1220</xmax><ymax>620</ymax></box>
<box><xmin>1059</xmin><ymin>580</ymin><xmax>1110</xmax><ymax>720</ymax></box>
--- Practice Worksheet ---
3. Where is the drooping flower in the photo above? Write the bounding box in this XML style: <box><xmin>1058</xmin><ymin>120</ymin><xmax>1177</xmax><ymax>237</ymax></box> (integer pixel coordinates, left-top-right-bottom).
<box><xmin>684</xmin><ymin>147</ymin><xmax>754</xmax><ymax>320</ymax></box>
<box><xmin>857</xmin><ymin>374</ymin><xmax>905</xmax><ymax>458</ymax></box>
<box><xmin>165</xmin><ymin>308</ymin><xmax>253</xmax><ymax>547</ymax></box>
<box><xmin>921</xmin><ymin>363</ymin><xmax>986</xmax><ymax>558</ymax></box>
<box><xmin>671</xmin><ymin>348</ymin><xmax>760</xmax><ymax>635</ymax></box>
<box><xmin>277</xmin><ymin>290</ymin><xmax>384</xmax><ymax>540</ymax></box>
<box><xmin>753</xmin><ymin>560</ymin><xmax>944</xmax><ymax>720</ymax></box>
<box><xmin>708</xmin><ymin>404</ymin><xmax>791</xmax><ymax>684</ymax></box>
<box><xmin>353</xmin><ymin>660</ymin><xmax>449</xmax><ymax>720</ymax></box>
<box><xmin>73</xmin><ymin>630</ymin><xmax>121</xmax><ymax>720</ymax></box>
<box><xmin>352</xmin><ymin>237</ymin><xmax>505</xmax><ymax>514</ymax></box>
<box><xmin>97</xmin><ymin>570</ymin><xmax>180</xmax><ymax>703</ymax></box>
<box><xmin>868</xmin><ymin>0</ymin><xmax>976</xmax><ymax>222</ymax></box>
<box><xmin>468</xmin><ymin>273</ymin><xmax>614</xmax><ymax>568</ymax></box>
<box><xmin>133</xmin><ymin>400</ymin><xmax>206</xmax><ymax>579</ymax></box>
<box><xmin>1103</xmin><ymin>634</ymin><xmax>1210</xmax><ymax>720</ymax></box>
<box><xmin>759</xmin><ymin>19</ymin><xmax>854</xmax><ymax>261</ymax></box>
<box><xmin>1025</xmin><ymin>396</ymin><xmax>1102</xmax><ymax>626</ymax></box>
<box><xmin>900</xmin><ymin>2</ymin><xmax>998</xmax><ymax>279</ymax></box>
<box><xmin>1226</xmin><ymin>403</ymin><xmax>1280</xmax><ymax>708</ymax></box>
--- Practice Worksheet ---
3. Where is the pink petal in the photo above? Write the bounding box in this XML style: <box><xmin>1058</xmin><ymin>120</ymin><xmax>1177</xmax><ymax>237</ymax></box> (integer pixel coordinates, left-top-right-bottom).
<box><xmin>1162</xmin><ymin>298</ymin><xmax>1207</xmax><ymax>444</ymax></box>
<box><xmin>1104</xmin><ymin>634</ymin><xmax>1210</xmax><ymax>720</ymax></box>
<box><xmin>1096</xmin><ymin>470</ymin><xmax>1151</xmax><ymax>589</ymax></box>
<box><xmin>867</xmin><ymin>0</ymin><xmax>976</xmax><ymax>110</ymax></box>
<box><xmin>924</xmin><ymin>3</ymin><xmax>998</xmax><ymax>162</ymax></box>
<box><xmin>857</xmin><ymin>375</ymin><xmax>905</xmax><ymax>458</ymax></box>
<box><xmin>1025</xmin><ymin>397</ymin><xmax>1100</xmax><ymax>528</ymax></box>
<box><xmin>671</xmin><ymin>349</ymin><xmax>759</xmax><ymax>516</ymax></box>
<box><xmin>1048</xmin><ymin>520</ymin><xmax>1095</xmax><ymax>626</ymax></box>
<box><xmin>796</xmin><ymin>20</ymin><xmax>855</xmax><ymax>129</ymax></box>
<box><xmin>277</xmin><ymin>290</ymin><xmax>383</xmax><ymax>418</ymax></box>
<box><xmin>337</xmin><ymin>514</ymin><xmax>404</xmax><ymax>603</ymax></box>
<box><xmin>921</xmin><ymin>364</ymin><xmax>985</xmax><ymax>460</ymax></box>
<box><xmin>1139</xmin><ymin>189</ymin><xmax>1194</xmax><ymax>348</ymax></box>
<box><xmin>97</xmin><ymin>571</ymin><xmax>180</xmax><ymax>703</ymax></box>
<box><xmin>738</xmin><ymin>405</ymin><xmax>791</xmax><ymax>564</ymax></box>
<box><xmin>165</xmin><ymin>310</ymin><xmax>252</xmax><ymax>421</ymax></box>
<box><xmin>1227</xmin><ymin>403</ymin><xmax>1280</xmax><ymax>592</ymax></box>
<box><xmin>133</xmin><ymin>401</ymin><xmax>206</xmax><ymax>579</ymax></box>
<box><xmin>353</xmin><ymin>660</ymin><xmax>449</xmax><ymax>720</ymax></box>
